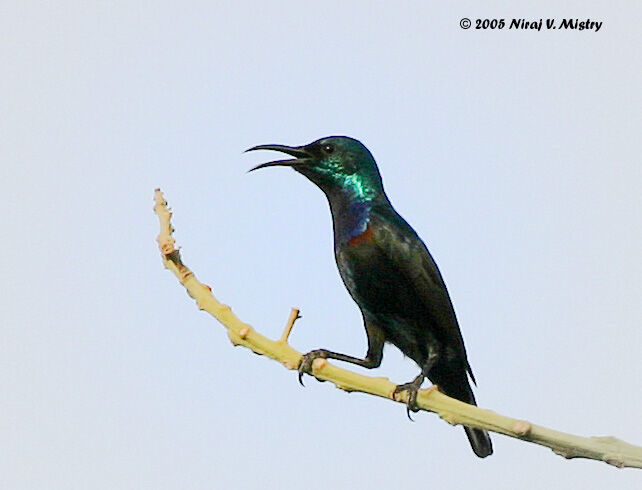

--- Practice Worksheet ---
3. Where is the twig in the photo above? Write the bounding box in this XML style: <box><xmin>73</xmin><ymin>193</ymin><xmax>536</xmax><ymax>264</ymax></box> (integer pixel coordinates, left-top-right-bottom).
<box><xmin>278</xmin><ymin>308</ymin><xmax>301</xmax><ymax>344</ymax></box>
<box><xmin>153</xmin><ymin>188</ymin><xmax>642</xmax><ymax>469</ymax></box>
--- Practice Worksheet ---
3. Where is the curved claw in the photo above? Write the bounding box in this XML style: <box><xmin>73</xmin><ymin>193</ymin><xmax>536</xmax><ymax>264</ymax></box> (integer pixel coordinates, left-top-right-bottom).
<box><xmin>406</xmin><ymin>406</ymin><xmax>415</xmax><ymax>422</ymax></box>
<box><xmin>393</xmin><ymin>374</ymin><xmax>424</xmax><ymax>420</ymax></box>
<box><xmin>297</xmin><ymin>349</ymin><xmax>326</xmax><ymax>387</ymax></box>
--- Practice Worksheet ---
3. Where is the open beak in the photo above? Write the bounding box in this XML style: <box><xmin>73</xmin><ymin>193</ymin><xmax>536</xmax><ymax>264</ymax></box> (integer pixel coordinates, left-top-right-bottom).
<box><xmin>245</xmin><ymin>144</ymin><xmax>312</xmax><ymax>172</ymax></box>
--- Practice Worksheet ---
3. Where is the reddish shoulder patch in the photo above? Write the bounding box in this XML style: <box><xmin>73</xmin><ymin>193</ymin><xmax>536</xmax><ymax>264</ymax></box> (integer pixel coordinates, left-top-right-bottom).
<box><xmin>347</xmin><ymin>226</ymin><xmax>374</xmax><ymax>247</ymax></box>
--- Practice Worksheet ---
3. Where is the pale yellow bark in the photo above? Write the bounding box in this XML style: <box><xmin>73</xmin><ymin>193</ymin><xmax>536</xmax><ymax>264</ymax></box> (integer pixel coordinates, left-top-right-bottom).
<box><xmin>154</xmin><ymin>189</ymin><xmax>642</xmax><ymax>469</ymax></box>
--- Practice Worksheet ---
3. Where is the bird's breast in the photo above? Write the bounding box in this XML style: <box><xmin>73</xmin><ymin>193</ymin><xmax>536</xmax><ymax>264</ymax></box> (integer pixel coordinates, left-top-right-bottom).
<box><xmin>336</xmin><ymin>233</ymin><xmax>395</xmax><ymax>307</ymax></box>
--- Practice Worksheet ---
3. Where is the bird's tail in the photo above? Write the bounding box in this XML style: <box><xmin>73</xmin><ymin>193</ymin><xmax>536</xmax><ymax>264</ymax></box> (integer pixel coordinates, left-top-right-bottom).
<box><xmin>463</xmin><ymin>425</ymin><xmax>493</xmax><ymax>459</ymax></box>
<box><xmin>431</xmin><ymin>369</ymin><xmax>493</xmax><ymax>458</ymax></box>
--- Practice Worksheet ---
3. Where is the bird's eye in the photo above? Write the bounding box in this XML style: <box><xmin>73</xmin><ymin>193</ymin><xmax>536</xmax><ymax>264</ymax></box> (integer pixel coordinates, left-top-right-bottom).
<box><xmin>322</xmin><ymin>144</ymin><xmax>334</xmax><ymax>154</ymax></box>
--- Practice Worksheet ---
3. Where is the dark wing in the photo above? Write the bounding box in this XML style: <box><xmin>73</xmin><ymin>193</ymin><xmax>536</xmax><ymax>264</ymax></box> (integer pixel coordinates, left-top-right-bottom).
<box><xmin>369</xmin><ymin>204</ymin><xmax>475</xmax><ymax>382</ymax></box>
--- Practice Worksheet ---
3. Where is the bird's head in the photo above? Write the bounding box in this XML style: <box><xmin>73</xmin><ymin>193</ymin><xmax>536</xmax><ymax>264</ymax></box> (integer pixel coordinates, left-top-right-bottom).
<box><xmin>247</xmin><ymin>136</ymin><xmax>385</xmax><ymax>201</ymax></box>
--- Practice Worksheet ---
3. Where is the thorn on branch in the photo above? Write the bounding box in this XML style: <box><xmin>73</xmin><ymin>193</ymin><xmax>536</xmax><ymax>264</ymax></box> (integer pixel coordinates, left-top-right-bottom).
<box><xmin>606</xmin><ymin>458</ymin><xmax>625</xmax><ymax>469</ymax></box>
<box><xmin>312</xmin><ymin>357</ymin><xmax>327</xmax><ymax>373</ymax></box>
<box><xmin>513</xmin><ymin>420</ymin><xmax>532</xmax><ymax>437</ymax></box>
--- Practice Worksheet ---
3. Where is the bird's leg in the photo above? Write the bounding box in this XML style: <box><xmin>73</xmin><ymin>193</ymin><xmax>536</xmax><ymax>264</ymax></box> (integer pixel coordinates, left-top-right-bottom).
<box><xmin>297</xmin><ymin>349</ymin><xmax>378</xmax><ymax>384</ymax></box>
<box><xmin>298</xmin><ymin>323</ymin><xmax>384</xmax><ymax>385</ymax></box>
<box><xmin>394</xmin><ymin>349</ymin><xmax>439</xmax><ymax>418</ymax></box>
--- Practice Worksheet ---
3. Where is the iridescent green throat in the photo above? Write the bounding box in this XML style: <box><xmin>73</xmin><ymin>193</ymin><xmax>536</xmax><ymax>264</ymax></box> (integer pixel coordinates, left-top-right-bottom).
<box><xmin>317</xmin><ymin>159</ymin><xmax>380</xmax><ymax>202</ymax></box>
<box><xmin>339</xmin><ymin>173</ymin><xmax>378</xmax><ymax>200</ymax></box>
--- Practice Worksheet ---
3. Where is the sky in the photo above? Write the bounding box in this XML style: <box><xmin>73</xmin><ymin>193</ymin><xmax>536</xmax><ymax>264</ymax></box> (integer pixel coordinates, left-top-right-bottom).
<box><xmin>1</xmin><ymin>2</ymin><xmax>641</xmax><ymax>489</ymax></box>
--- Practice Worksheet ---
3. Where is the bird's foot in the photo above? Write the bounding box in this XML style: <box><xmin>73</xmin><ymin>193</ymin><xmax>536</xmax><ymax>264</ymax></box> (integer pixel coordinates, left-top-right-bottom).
<box><xmin>393</xmin><ymin>382</ymin><xmax>440</xmax><ymax>420</ymax></box>
<box><xmin>297</xmin><ymin>349</ymin><xmax>328</xmax><ymax>386</ymax></box>
<box><xmin>393</xmin><ymin>383</ymin><xmax>420</xmax><ymax>420</ymax></box>
<box><xmin>393</xmin><ymin>375</ymin><xmax>426</xmax><ymax>420</ymax></box>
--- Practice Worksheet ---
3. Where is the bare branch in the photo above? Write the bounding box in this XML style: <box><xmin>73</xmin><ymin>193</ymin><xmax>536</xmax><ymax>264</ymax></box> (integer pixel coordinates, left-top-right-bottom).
<box><xmin>153</xmin><ymin>189</ymin><xmax>642</xmax><ymax>469</ymax></box>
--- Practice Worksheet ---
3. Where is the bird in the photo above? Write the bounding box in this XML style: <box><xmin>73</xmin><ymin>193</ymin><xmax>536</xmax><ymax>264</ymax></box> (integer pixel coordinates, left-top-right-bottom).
<box><xmin>246</xmin><ymin>136</ymin><xmax>493</xmax><ymax>458</ymax></box>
